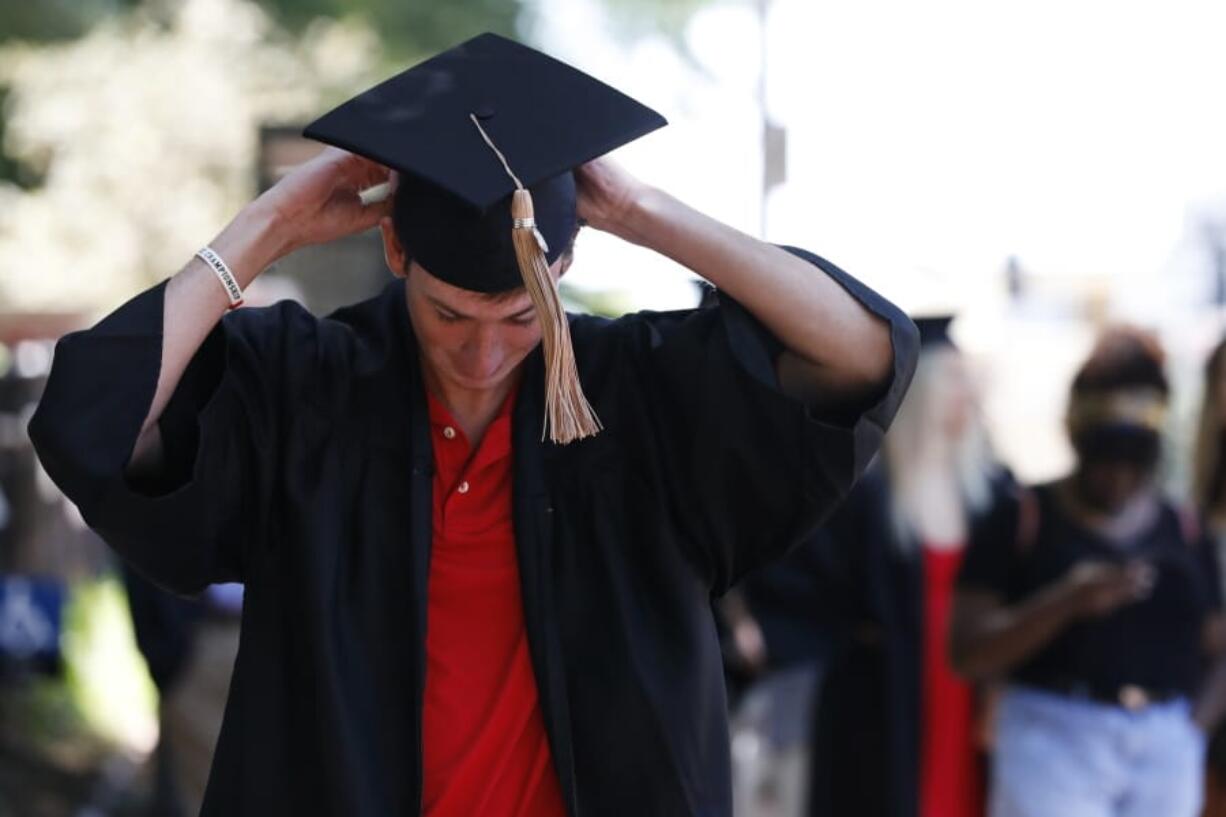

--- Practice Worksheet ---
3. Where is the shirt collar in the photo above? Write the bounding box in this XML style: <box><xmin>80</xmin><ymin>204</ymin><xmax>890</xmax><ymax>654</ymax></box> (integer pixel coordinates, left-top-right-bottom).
<box><xmin>425</xmin><ymin>382</ymin><xmax>519</xmax><ymax>454</ymax></box>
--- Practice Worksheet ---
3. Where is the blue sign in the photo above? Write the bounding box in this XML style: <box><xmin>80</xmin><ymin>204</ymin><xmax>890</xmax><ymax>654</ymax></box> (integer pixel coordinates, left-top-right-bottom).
<box><xmin>0</xmin><ymin>575</ymin><xmax>64</xmax><ymax>668</ymax></box>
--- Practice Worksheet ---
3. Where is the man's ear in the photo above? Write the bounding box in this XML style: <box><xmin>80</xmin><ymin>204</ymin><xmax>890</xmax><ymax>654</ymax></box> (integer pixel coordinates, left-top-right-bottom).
<box><xmin>555</xmin><ymin>222</ymin><xmax>580</xmax><ymax>280</ymax></box>
<box><xmin>379</xmin><ymin>217</ymin><xmax>407</xmax><ymax>279</ymax></box>
<box><xmin>556</xmin><ymin>247</ymin><xmax>575</xmax><ymax>280</ymax></box>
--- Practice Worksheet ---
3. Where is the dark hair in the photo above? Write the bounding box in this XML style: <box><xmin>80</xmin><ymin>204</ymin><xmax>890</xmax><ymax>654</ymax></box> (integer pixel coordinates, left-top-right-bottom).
<box><xmin>390</xmin><ymin>181</ymin><xmax>579</xmax><ymax>299</ymax></box>
<box><xmin>1068</xmin><ymin>326</ymin><xmax>1168</xmax><ymax>468</ymax></box>
<box><xmin>1071</xmin><ymin>326</ymin><xmax>1169</xmax><ymax>398</ymax></box>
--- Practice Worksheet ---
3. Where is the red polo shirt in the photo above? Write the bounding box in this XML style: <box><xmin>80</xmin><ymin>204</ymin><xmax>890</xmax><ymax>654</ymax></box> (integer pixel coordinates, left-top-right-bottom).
<box><xmin>421</xmin><ymin>387</ymin><xmax>567</xmax><ymax>817</ymax></box>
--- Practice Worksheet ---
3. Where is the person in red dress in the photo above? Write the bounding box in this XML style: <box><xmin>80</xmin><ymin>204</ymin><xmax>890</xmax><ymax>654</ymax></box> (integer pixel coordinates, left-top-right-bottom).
<box><xmin>723</xmin><ymin>316</ymin><xmax>1004</xmax><ymax>817</ymax></box>
<box><xmin>790</xmin><ymin>315</ymin><xmax>1009</xmax><ymax>817</ymax></box>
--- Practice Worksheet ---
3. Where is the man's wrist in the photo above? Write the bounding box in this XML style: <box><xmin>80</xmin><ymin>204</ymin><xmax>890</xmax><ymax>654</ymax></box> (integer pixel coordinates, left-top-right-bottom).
<box><xmin>604</xmin><ymin>184</ymin><xmax>667</xmax><ymax>247</ymax></box>
<box><xmin>210</xmin><ymin>201</ymin><xmax>294</xmax><ymax>288</ymax></box>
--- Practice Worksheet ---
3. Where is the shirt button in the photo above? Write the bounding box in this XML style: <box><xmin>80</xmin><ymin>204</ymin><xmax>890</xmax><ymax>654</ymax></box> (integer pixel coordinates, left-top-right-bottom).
<box><xmin>457</xmin><ymin>480</ymin><xmax>470</xmax><ymax>494</ymax></box>
<box><xmin>443</xmin><ymin>426</ymin><xmax>457</xmax><ymax>440</ymax></box>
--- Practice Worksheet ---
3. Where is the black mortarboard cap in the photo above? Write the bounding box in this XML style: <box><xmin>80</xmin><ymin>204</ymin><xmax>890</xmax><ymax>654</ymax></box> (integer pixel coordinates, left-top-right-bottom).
<box><xmin>914</xmin><ymin>315</ymin><xmax>956</xmax><ymax>349</ymax></box>
<box><xmin>302</xmin><ymin>32</ymin><xmax>667</xmax><ymax>293</ymax></box>
<box><xmin>304</xmin><ymin>33</ymin><xmax>667</xmax><ymax>444</ymax></box>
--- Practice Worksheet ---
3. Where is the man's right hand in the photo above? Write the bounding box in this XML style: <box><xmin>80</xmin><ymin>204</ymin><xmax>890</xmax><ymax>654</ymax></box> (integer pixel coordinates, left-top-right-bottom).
<box><xmin>131</xmin><ymin>147</ymin><xmax>393</xmax><ymax>463</ymax></box>
<box><xmin>255</xmin><ymin>146</ymin><xmax>394</xmax><ymax>257</ymax></box>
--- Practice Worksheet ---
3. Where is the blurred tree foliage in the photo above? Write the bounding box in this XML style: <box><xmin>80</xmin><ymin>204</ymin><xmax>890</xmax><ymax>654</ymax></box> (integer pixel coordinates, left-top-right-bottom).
<box><xmin>599</xmin><ymin>0</ymin><xmax>719</xmax><ymax>41</ymax></box>
<box><xmin>0</xmin><ymin>0</ymin><xmax>720</xmax><ymax>172</ymax></box>
<box><xmin>250</xmin><ymin>0</ymin><xmax>524</xmax><ymax>60</ymax></box>
<box><xmin>0</xmin><ymin>0</ymin><xmax>721</xmax><ymax>309</ymax></box>
<box><xmin>0</xmin><ymin>0</ymin><xmax>387</xmax><ymax>312</ymax></box>
<box><xmin>0</xmin><ymin>90</ymin><xmax>28</xmax><ymax>189</ymax></box>
<box><xmin>0</xmin><ymin>0</ymin><xmax>144</xmax><ymax>44</ymax></box>
<box><xmin>0</xmin><ymin>0</ymin><xmax>720</xmax><ymax>51</ymax></box>
<box><xmin>251</xmin><ymin>0</ymin><xmax>719</xmax><ymax>56</ymax></box>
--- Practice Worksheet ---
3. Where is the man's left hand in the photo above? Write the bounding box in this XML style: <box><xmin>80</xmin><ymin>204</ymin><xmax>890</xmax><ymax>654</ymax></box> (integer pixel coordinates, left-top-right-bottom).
<box><xmin>574</xmin><ymin>157</ymin><xmax>649</xmax><ymax>236</ymax></box>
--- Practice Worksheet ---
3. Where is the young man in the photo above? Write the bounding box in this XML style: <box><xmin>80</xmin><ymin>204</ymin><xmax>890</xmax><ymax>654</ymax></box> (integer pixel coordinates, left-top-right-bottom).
<box><xmin>30</xmin><ymin>34</ymin><xmax>917</xmax><ymax>817</ymax></box>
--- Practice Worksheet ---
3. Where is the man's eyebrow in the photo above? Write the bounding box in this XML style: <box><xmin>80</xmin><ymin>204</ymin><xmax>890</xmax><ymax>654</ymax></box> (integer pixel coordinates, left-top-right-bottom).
<box><xmin>426</xmin><ymin>295</ymin><xmax>534</xmax><ymax>321</ymax></box>
<box><xmin>425</xmin><ymin>295</ymin><xmax>470</xmax><ymax>319</ymax></box>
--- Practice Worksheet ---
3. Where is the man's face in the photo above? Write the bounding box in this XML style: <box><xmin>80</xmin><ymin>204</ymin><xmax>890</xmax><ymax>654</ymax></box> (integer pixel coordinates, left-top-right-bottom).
<box><xmin>379</xmin><ymin>216</ymin><xmax>571</xmax><ymax>394</ymax></box>
<box><xmin>404</xmin><ymin>260</ymin><xmax>549</xmax><ymax>391</ymax></box>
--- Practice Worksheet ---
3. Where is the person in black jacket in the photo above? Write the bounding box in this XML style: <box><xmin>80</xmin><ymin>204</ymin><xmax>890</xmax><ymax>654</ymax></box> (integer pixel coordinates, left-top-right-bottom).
<box><xmin>951</xmin><ymin>327</ymin><xmax>1223</xmax><ymax>817</ymax></box>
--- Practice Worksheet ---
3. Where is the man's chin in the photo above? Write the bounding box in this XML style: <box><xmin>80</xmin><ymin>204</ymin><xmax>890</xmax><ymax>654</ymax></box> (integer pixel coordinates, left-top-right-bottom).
<box><xmin>446</xmin><ymin>369</ymin><xmax>511</xmax><ymax>391</ymax></box>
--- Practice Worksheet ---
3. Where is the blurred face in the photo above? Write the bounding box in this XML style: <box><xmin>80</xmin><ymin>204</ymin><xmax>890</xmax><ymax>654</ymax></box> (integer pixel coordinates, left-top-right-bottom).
<box><xmin>1075</xmin><ymin>458</ymin><xmax>1150</xmax><ymax>514</ymax></box>
<box><xmin>927</xmin><ymin>348</ymin><xmax>976</xmax><ymax>440</ymax></box>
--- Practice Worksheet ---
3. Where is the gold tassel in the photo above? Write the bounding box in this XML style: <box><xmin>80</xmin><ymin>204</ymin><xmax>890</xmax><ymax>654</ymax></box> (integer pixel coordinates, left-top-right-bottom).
<box><xmin>510</xmin><ymin>189</ymin><xmax>603</xmax><ymax>443</ymax></box>
<box><xmin>468</xmin><ymin>113</ymin><xmax>602</xmax><ymax>444</ymax></box>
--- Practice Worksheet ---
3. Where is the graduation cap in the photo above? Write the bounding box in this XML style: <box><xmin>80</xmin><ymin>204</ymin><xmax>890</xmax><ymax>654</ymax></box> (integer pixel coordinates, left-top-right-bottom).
<box><xmin>913</xmin><ymin>315</ymin><xmax>956</xmax><ymax>349</ymax></box>
<box><xmin>303</xmin><ymin>33</ymin><xmax>667</xmax><ymax>444</ymax></box>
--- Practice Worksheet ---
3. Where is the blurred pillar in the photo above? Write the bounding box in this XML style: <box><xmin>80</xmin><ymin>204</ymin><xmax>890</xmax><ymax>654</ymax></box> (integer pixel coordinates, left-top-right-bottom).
<box><xmin>759</xmin><ymin>0</ymin><xmax>785</xmax><ymax>240</ymax></box>
<box><xmin>1006</xmin><ymin>255</ymin><xmax>1025</xmax><ymax>302</ymax></box>
<box><xmin>1209</xmin><ymin>226</ymin><xmax>1226</xmax><ymax>308</ymax></box>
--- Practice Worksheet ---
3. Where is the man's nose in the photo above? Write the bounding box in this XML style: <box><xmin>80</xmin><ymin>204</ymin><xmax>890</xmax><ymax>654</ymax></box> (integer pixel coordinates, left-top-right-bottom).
<box><xmin>462</xmin><ymin>323</ymin><xmax>502</xmax><ymax>360</ymax></box>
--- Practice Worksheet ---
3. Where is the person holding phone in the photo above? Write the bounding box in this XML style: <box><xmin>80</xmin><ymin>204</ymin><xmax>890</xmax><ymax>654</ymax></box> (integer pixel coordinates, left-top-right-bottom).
<box><xmin>950</xmin><ymin>327</ymin><xmax>1223</xmax><ymax>817</ymax></box>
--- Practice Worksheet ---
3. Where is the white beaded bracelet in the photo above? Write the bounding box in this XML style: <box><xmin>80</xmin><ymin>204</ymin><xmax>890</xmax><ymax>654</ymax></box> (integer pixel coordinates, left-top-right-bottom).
<box><xmin>196</xmin><ymin>246</ymin><xmax>244</xmax><ymax>309</ymax></box>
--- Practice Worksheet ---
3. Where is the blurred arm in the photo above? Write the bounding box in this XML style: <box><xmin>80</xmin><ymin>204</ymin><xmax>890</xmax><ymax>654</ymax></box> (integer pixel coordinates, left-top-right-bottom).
<box><xmin>950</xmin><ymin>561</ymin><xmax>1152</xmax><ymax>681</ymax></box>
<box><xmin>948</xmin><ymin>586</ymin><xmax>1083</xmax><ymax>681</ymax></box>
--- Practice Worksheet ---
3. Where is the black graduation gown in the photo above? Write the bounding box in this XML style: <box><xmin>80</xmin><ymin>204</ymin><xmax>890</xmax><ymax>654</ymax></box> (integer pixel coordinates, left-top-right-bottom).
<box><xmin>802</xmin><ymin>468</ymin><xmax>1014</xmax><ymax>817</ymax></box>
<box><xmin>28</xmin><ymin>248</ymin><xmax>917</xmax><ymax>817</ymax></box>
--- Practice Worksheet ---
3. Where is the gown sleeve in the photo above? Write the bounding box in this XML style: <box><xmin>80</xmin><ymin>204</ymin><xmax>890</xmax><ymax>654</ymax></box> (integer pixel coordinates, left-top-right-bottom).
<box><xmin>616</xmin><ymin>247</ymin><xmax>918</xmax><ymax>594</ymax></box>
<box><xmin>28</xmin><ymin>281</ymin><xmax>315</xmax><ymax>595</ymax></box>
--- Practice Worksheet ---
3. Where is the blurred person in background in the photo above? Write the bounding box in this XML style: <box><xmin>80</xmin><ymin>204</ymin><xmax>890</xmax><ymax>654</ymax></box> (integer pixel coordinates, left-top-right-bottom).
<box><xmin>1194</xmin><ymin>335</ymin><xmax>1226</xmax><ymax>604</ymax></box>
<box><xmin>722</xmin><ymin>316</ymin><xmax>1011</xmax><ymax>817</ymax></box>
<box><xmin>1192</xmin><ymin>335</ymin><xmax>1226</xmax><ymax>817</ymax></box>
<box><xmin>951</xmin><ymin>327</ymin><xmax>1223</xmax><ymax>817</ymax></box>
<box><xmin>804</xmin><ymin>316</ymin><xmax>1010</xmax><ymax>817</ymax></box>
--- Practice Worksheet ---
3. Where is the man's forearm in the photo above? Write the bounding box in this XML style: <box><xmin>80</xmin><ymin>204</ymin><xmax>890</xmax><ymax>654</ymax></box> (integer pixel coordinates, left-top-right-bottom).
<box><xmin>130</xmin><ymin>202</ymin><xmax>289</xmax><ymax>471</ymax></box>
<box><xmin>610</xmin><ymin>186</ymin><xmax>894</xmax><ymax>398</ymax></box>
